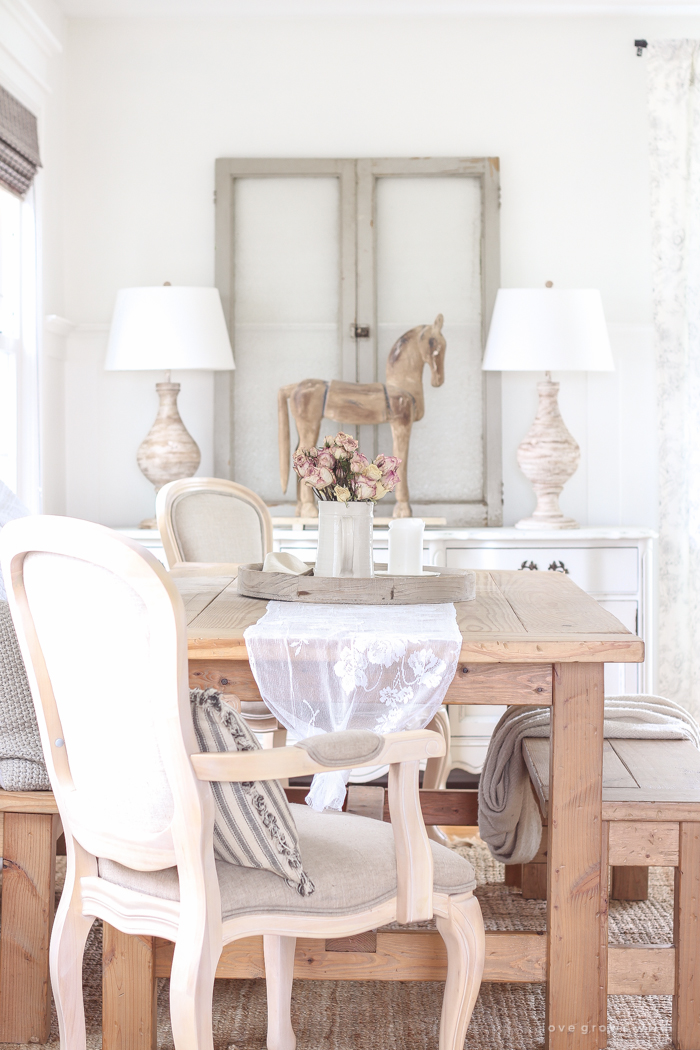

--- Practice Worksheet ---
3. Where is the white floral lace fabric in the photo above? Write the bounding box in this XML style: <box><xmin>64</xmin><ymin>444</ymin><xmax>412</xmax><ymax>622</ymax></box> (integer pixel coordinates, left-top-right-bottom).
<box><xmin>244</xmin><ymin>602</ymin><xmax>462</xmax><ymax>811</ymax></box>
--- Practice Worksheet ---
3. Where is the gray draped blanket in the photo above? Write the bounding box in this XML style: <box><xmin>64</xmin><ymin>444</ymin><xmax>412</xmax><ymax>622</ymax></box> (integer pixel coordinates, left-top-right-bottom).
<box><xmin>478</xmin><ymin>695</ymin><xmax>700</xmax><ymax>866</ymax></box>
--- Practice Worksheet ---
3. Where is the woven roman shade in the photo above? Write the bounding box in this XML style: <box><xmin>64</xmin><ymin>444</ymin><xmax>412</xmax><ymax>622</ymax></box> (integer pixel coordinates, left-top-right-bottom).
<box><xmin>0</xmin><ymin>85</ymin><xmax>41</xmax><ymax>197</ymax></box>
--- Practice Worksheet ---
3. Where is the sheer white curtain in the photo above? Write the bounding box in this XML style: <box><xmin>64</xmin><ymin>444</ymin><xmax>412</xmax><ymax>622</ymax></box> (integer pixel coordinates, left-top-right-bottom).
<box><xmin>649</xmin><ymin>41</ymin><xmax>700</xmax><ymax>715</ymax></box>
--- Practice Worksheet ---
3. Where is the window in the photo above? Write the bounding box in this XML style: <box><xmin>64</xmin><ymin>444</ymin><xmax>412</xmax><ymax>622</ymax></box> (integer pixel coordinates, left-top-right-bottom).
<box><xmin>0</xmin><ymin>182</ymin><xmax>39</xmax><ymax>508</ymax></box>
<box><xmin>215</xmin><ymin>157</ymin><xmax>501</xmax><ymax>525</ymax></box>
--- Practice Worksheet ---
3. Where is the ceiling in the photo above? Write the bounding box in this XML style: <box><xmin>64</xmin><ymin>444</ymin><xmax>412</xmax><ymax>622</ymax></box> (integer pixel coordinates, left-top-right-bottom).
<box><xmin>51</xmin><ymin>0</ymin><xmax>700</xmax><ymax>16</ymax></box>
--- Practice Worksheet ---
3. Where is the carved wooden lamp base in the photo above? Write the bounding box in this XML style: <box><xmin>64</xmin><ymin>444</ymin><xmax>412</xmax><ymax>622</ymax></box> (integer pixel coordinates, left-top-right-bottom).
<box><xmin>515</xmin><ymin>377</ymin><xmax>580</xmax><ymax>530</ymax></box>
<box><xmin>136</xmin><ymin>380</ymin><xmax>201</xmax><ymax>528</ymax></box>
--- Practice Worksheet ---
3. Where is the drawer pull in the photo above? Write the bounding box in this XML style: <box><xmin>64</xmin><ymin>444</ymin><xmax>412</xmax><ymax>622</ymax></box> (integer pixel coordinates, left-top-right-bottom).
<box><xmin>519</xmin><ymin>560</ymin><xmax>538</xmax><ymax>571</ymax></box>
<box><xmin>548</xmin><ymin>560</ymin><xmax>569</xmax><ymax>574</ymax></box>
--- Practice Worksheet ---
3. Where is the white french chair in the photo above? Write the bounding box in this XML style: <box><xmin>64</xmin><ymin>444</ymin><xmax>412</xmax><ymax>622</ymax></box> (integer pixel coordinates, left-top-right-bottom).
<box><xmin>0</xmin><ymin>516</ymin><xmax>485</xmax><ymax>1050</ymax></box>
<box><xmin>156</xmin><ymin>476</ymin><xmax>273</xmax><ymax>572</ymax></box>
<box><xmin>156</xmin><ymin>476</ymin><xmax>282</xmax><ymax>745</ymax></box>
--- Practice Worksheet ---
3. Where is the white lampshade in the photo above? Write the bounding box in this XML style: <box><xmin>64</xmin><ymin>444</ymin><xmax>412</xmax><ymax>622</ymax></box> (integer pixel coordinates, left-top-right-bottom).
<box><xmin>482</xmin><ymin>288</ymin><xmax>614</xmax><ymax>372</ymax></box>
<box><xmin>105</xmin><ymin>286</ymin><xmax>235</xmax><ymax>371</ymax></box>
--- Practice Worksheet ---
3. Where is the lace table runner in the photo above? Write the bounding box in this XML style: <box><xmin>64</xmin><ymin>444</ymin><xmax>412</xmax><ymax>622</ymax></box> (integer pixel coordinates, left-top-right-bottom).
<box><xmin>244</xmin><ymin>601</ymin><xmax>462</xmax><ymax>811</ymax></box>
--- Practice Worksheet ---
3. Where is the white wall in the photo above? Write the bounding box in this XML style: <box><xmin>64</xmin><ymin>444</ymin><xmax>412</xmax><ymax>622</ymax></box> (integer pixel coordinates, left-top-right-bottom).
<box><xmin>58</xmin><ymin>13</ymin><xmax>700</xmax><ymax>526</ymax></box>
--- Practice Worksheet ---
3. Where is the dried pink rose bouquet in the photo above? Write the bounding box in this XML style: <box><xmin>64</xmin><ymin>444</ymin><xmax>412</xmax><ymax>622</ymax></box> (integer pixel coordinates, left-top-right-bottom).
<box><xmin>292</xmin><ymin>432</ymin><xmax>401</xmax><ymax>503</ymax></box>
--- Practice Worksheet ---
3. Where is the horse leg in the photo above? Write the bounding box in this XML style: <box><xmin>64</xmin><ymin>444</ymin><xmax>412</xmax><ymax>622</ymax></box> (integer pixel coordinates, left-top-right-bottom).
<box><xmin>289</xmin><ymin>383</ymin><xmax>326</xmax><ymax>517</ymax></box>
<box><xmin>390</xmin><ymin>413</ymin><xmax>413</xmax><ymax>518</ymax></box>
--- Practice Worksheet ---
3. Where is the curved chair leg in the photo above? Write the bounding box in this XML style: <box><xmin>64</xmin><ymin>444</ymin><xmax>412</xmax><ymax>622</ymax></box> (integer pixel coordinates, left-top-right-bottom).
<box><xmin>424</xmin><ymin>708</ymin><xmax>452</xmax><ymax>845</ymax></box>
<box><xmin>264</xmin><ymin>934</ymin><xmax>297</xmax><ymax>1050</ymax></box>
<box><xmin>169</xmin><ymin>914</ymin><xmax>219</xmax><ymax>1050</ymax></box>
<box><xmin>51</xmin><ymin>840</ymin><xmax>97</xmax><ymax>1050</ymax></box>
<box><xmin>435</xmin><ymin>893</ymin><xmax>485</xmax><ymax>1050</ymax></box>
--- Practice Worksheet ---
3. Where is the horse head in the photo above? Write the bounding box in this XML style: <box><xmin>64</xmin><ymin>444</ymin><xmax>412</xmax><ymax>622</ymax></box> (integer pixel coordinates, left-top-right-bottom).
<box><xmin>421</xmin><ymin>314</ymin><xmax>446</xmax><ymax>387</ymax></box>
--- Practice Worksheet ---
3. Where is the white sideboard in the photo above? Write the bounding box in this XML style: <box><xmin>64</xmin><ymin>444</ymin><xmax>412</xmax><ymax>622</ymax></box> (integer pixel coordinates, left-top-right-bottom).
<box><xmin>117</xmin><ymin>524</ymin><xmax>656</xmax><ymax>776</ymax></box>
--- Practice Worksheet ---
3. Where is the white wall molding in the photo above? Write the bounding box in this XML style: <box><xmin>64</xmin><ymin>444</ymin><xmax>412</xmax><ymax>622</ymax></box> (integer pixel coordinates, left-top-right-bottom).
<box><xmin>45</xmin><ymin>314</ymin><xmax>75</xmax><ymax>335</ymax></box>
<box><xmin>3</xmin><ymin>0</ymin><xmax>62</xmax><ymax>56</ymax></box>
<box><xmin>53</xmin><ymin>0</ymin><xmax>700</xmax><ymax>15</ymax></box>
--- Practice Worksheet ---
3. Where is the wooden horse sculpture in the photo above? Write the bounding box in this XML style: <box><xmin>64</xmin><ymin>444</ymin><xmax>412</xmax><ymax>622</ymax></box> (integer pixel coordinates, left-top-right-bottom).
<box><xmin>279</xmin><ymin>314</ymin><xmax>446</xmax><ymax>518</ymax></box>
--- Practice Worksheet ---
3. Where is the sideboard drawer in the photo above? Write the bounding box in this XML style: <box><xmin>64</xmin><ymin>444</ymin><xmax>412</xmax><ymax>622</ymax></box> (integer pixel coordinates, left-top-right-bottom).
<box><xmin>444</xmin><ymin>546</ymin><xmax>638</xmax><ymax>594</ymax></box>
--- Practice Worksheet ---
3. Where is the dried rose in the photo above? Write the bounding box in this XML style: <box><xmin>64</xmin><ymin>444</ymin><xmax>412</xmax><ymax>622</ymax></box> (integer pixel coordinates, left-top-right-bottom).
<box><xmin>334</xmin><ymin>485</ymin><xmax>351</xmax><ymax>502</ymax></box>
<box><xmin>306</xmin><ymin>467</ymin><xmax>335</xmax><ymax>489</ymax></box>
<box><xmin>335</xmin><ymin>432</ymin><xmax>359</xmax><ymax>453</ymax></box>
<box><xmin>375</xmin><ymin>454</ymin><xmax>401</xmax><ymax>474</ymax></box>
<box><xmin>349</xmin><ymin>452</ymin><xmax>370</xmax><ymax>473</ymax></box>
<box><xmin>355</xmin><ymin>477</ymin><xmax>377</xmax><ymax>500</ymax></box>
<box><xmin>364</xmin><ymin>462</ymin><xmax>382</xmax><ymax>481</ymax></box>
<box><xmin>316</xmin><ymin>448</ymin><xmax>336</xmax><ymax>470</ymax></box>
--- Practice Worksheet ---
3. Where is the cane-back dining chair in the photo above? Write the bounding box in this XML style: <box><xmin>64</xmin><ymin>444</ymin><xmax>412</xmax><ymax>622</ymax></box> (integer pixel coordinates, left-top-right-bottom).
<box><xmin>0</xmin><ymin>516</ymin><xmax>484</xmax><ymax>1050</ymax></box>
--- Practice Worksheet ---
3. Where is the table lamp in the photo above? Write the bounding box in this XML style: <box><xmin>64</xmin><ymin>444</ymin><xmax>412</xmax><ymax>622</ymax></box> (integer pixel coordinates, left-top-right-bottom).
<box><xmin>105</xmin><ymin>285</ymin><xmax>235</xmax><ymax>527</ymax></box>
<box><xmin>482</xmin><ymin>287</ymin><xmax>614</xmax><ymax>529</ymax></box>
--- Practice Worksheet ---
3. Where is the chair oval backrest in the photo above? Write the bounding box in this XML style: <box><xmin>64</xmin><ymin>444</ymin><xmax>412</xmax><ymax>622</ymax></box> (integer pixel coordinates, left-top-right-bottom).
<box><xmin>156</xmin><ymin>478</ymin><xmax>273</xmax><ymax>568</ymax></box>
<box><xmin>0</xmin><ymin>517</ymin><xmax>208</xmax><ymax>872</ymax></box>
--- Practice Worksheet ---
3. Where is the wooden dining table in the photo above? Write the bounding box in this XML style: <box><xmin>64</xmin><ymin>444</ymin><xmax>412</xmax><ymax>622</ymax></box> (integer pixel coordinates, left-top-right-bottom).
<box><xmin>173</xmin><ymin>566</ymin><xmax>644</xmax><ymax>1050</ymax></box>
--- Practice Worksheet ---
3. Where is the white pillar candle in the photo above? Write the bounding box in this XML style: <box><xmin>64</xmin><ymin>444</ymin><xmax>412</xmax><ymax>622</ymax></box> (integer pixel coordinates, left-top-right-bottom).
<box><xmin>388</xmin><ymin>519</ymin><xmax>425</xmax><ymax>576</ymax></box>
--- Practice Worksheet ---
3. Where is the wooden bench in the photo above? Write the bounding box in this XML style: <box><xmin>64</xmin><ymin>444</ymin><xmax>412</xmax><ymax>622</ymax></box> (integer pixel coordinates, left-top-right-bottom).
<box><xmin>519</xmin><ymin>736</ymin><xmax>700</xmax><ymax>1049</ymax></box>
<box><xmin>0</xmin><ymin>788</ymin><xmax>61</xmax><ymax>1044</ymax></box>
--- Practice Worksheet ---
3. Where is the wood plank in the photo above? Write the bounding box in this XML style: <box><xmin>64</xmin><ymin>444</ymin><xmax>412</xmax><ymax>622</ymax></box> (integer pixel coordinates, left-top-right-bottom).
<box><xmin>522</xmin><ymin>862</ymin><xmax>548</xmax><ymax>900</ymax></box>
<box><xmin>608</xmin><ymin>945</ymin><xmax>675</xmax><ymax>995</ymax></box>
<box><xmin>493</xmin><ymin>570</ymin><xmax>633</xmax><ymax>636</ymax></box>
<box><xmin>153</xmin><ymin>931</ymin><xmax>672</xmax><ymax>992</ymax></box>
<box><xmin>187</xmin><ymin>580</ymin><xmax>266</xmax><ymax>633</ymax></box>
<box><xmin>602</xmin><ymin>803</ymin><xmax>700</xmax><ymax>822</ymax></box>
<box><xmin>524</xmin><ymin>738</ymin><xmax>637</xmax><ymax>817</ymax></box>
<box><xmin>325</xmin><ymin>931</ymin><xmax>377</xmax><ymax>953</ymax></box>
<box><xmin>610</xmin><ymin>738</ymin><xmax>700</xmax><ymax>797</ymax></box>
<box><xmin>504</xmin><ymin>864</ymin><xmax>522</xmax><ymax>888</ymax></box>
<box><xmin>0</xmin><ymin>789</ymin><xmax>59</xmax><ymax>813</ymax></box>
<box><xmin>103</xmin><ymin>924</ymin><xmax>157</xmax><ymax>1050</ymax></box>
<box><xmin>174</xmin><ymin>576</ymin><xmax>233</xmax><ymax>624</ymax></box>
<box><xmin>283</xmin><ymin>788</ymin><xmax>480</xmax><ymax>827</ymax></box>
<box><xmin>546</xmin><ymin>662</ymin><xmax>606</xmax><ymax>1050</ymax></box>
<box><xmin>610</xmin><ymin>867</ymin><xmax>649</xmax><ymax>901</ymax></box>
<box><xmin>188</xmin><ymin>659</ymin><xmax>259</xmax><ymax>699</ymax></box>
<box><xmin>452</xmin><ymin>571</ymin><xmax>525</xmax><ymax>635</ymax></box>
<box><xmin>608</xmin><ymin>822</ymin><xmax>679</xmax><ymax>867</ymax></box>
<box><xmin>0</xmin><ymin>813</ymin><xmax>57</xmax><ymax>1043</ymax></box>
<box><xmin>445</xmin><ymin>663</ymin><xmax>552</xmax><ymax>705</ymax></box>
<box><xmin>673</xmin><ymin>822</ymin><xmax>700</xmax><ymax>1049</ymax></box>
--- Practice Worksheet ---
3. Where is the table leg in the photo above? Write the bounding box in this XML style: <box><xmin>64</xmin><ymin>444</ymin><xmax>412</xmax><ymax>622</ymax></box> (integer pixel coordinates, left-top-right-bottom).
<box><xmin>546</xmin><ymin>662</ymin><xmax>606</xmax><ymax>1050</ymax></box>
<box><xmin>0</xmin><ymin>813</ymin><xmax>57</xmax><ymax>1043</ymax></box>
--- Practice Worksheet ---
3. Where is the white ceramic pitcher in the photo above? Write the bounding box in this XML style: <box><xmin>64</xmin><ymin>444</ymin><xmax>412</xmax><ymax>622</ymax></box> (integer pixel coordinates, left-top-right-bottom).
<box><xmin>314</xmin><ymin>501</ymin><xmax>374</xmax><ymax>578</ymax></box>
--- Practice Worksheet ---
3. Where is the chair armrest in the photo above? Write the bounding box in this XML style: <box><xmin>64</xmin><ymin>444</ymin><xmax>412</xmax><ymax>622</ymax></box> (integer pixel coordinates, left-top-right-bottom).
<box><xmin>190</xmin><ymin>728</ymin><xmax>444</xmax><ymax>782</ymax></box>
<box><xmin>191</xmin><ymin>728</ymin><xmax>443</xmax><ymax>924</ymax></box>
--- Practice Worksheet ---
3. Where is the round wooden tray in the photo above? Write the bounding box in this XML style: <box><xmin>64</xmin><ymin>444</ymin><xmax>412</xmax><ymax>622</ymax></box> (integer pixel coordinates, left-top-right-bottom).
<box><xmin>236</xmin><ymin>562</ymin><xmax>476</xmax><ymax>605</ymax></box>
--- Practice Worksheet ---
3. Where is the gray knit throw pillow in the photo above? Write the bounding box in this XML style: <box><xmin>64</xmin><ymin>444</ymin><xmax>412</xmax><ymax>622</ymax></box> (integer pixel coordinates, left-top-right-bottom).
<box><xmin>0</xmin><ymin>602</ymin><xmax>50</xmax><ymax>791</ymax></box>
<box><xmin>190</xmin><ymin>688</ymin><xmax>314</xmax><ymax>896</ymax></box>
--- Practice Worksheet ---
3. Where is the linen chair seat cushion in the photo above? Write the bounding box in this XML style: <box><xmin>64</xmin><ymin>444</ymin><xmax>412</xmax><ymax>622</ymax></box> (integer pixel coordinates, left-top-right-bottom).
<box><xmin>190</xmin><ymin>688</ymin><xmax>314</xmax><ymax>896</ymax></box>
<box><xmin>0</xmin><ymin>601</ymin><xmax>50</xmax><ymax>790</ymax></box>
<box><xmin>98</xmin><ymin>804</ymin><xmax>476</xmax><ymax>919</ymax></box>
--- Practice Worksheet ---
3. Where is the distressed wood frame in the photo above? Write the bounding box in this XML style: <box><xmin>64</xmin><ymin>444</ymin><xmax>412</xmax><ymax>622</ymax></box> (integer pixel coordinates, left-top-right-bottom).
<box><xmin>214</xmin><ymin>156</ymin><xmax>502</xmax><ymax>525</ymax></box>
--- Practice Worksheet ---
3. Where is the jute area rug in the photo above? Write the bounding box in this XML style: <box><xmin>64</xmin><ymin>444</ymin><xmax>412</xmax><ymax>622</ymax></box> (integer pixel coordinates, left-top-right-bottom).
<box><xmin>3</xmin><ymin>841</ymin><xmax>676</xmax><ymax>1050</ymax></box>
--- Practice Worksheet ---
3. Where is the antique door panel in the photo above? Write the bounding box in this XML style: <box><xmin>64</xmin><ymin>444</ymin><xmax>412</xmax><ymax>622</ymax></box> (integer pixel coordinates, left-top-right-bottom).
<box><xmin>215</xmin><ymin>157</ymin><xmax>501</xmax><ymax>523</ymax></box>
<box><xmin>357</xmin><ymin>158</ymin><xmax>501</xmax><ymax>526</ymax></box>
<box><xmin>215</xmin><ymin>160</ymin><xmax>356</xmax><ymax>506</ymax></box>
<box><xmin>374</xmin><ymin>174</ymin><xmax>484</xmax><ymax>513</ymax></box>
